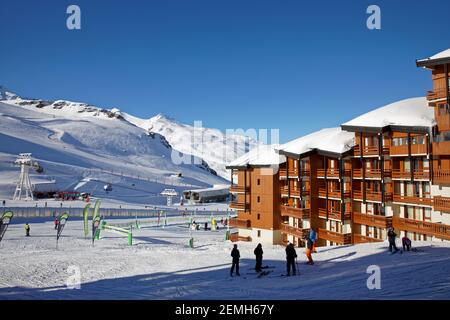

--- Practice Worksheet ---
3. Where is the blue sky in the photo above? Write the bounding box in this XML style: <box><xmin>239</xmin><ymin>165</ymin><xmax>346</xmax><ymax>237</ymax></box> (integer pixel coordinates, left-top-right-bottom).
<box><xmin>0</xmin><ymin>0</ymin><xmax>449</xmax><ymax>143</ymax></box>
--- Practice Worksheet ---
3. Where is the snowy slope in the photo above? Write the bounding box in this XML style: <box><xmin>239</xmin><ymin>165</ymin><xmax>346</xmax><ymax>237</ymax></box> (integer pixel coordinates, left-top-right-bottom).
<box><xmin>123</xmin><ymin>113</ymin><xmax>261</xmax><ymax>179</ymax></box>
<box><xmin>1</xmin><ymin>218</ymin><xmax>450</xmax><ymax>300</ymax></box>
<box><xmin>0</xmin><ymin>87</ymin><xmax>230</xmax><ymax>204</ymax></box>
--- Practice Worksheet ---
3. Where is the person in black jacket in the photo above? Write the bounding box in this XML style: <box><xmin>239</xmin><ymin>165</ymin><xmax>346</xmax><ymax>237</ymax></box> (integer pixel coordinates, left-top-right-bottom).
<box><xmin>387</xmin><ymin>227</ymin><xmax>399</xmax><ymax>252</ymax></box>
<box><xmin>285</xmin><ymin>242</ymin><xmax>297</xmax><ymax>276</ymax></box>
<box><xmin>254</xmin><ymin>243</ymin><xmax>263</xmax><ymax>272</ymax></box>
<box><xmin>230</xmin><ymin>244</ymin><xmax>240</xmax><ymax>276</ymax></box>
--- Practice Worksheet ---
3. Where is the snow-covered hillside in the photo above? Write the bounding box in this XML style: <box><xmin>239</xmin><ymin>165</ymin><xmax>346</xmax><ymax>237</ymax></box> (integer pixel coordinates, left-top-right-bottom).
<box><xmin>0</xmin><ymin>86</ymin><xmax>232</xmax><ymax>204</ymax></box>
<box><xmin>1</xmin><ymin>217</ymin><xmax>449</xmax><ymax>299</ymax></box>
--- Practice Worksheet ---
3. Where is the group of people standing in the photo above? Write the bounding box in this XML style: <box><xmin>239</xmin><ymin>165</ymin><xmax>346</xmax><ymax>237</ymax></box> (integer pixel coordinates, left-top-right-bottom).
<box><xmin>230</xmin><ymin>229</ymin><xmax>318</xmax><ymax>277</ymax></box>
<box><xmin>387</xmin><ymin>227</ymin><xmax>413</xmax><ymax>252</ymax></box>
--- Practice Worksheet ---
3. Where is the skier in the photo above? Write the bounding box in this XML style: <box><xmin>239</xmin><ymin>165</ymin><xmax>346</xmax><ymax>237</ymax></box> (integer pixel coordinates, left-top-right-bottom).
<box><xmin>254</xmin><ymin>243</ymin><xmax>263</xmax><ymax>272</ymax></box>
<box><xmin>25</xmin><ymin>223</ymin><xmax>30</xmax><ymax>237</ymax></box>
<box><xmin>402</xmin><ymin>235</ymin><xmax>412</xmax><ymax>251</ymax></box>
<box><xmin>204</xmin><ymin>222</ymin><xmax>208</xmax><ymax>231</ymax></box>
<box><xmin>230</xmin><ymin>244</ymin><xmax>240</xmax><ymax>276</ymax></box>
<box><xmin>54</xmin><ymin>217</ymin><xmax>59</xmax><ymax>230</ymax></box>
<box><xmin>387</xmin><ymin>227</ymin><xmax>399</xmax><ymax>253</ymax></box>
<box><xmin>304</xmin><ymin>236</ymin><xmax>314</xmax><ymax>265</ymax></box>
<box><xmin>285</xmin><ymin>242</ymin><xmax>298</xmax><ymax>276</ymax></box>
<box><xmin>309</xmin><ymin>228</ymin><xmax>317</xmax><ymax>253</ymax></box>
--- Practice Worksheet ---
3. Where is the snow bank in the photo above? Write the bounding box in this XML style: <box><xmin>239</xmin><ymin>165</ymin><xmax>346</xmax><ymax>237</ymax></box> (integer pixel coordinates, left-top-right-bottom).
<box><xmin>227</xmin><ymin>144</ymin><xmax>285</xmax><ymax>168</ymax></box>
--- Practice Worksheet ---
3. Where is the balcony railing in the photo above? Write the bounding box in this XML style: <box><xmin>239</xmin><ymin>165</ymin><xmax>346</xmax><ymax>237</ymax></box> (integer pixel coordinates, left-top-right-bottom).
<box><xmin>392</xmin><ymin>194</ymin><xmax>432</xmax><ymax>206</ymax></box>
<box><xmin>353</xmin><ymin>168</ymin><xmax>392</xmax><ymax>179</ymax></box>
<box><xmin>436</xmin><ymin>113</ymin><xmax>450</xmax><ymax>131</ymax></box>
<box><xmin>353</xmin><ymin>234</ymin><xmax>384</xmax><ymax>244</ymax></box>
<box><xmin>230</xmin><ymin>232</ymin><xmax>251</xmax><ymax>242</ymax></box>
<box><xmin>353</xmin><ymin>212</ymin><xmax>393</xmax><ymax>228</ymax></box>
<box><xmin>280</xmin><ymin>205</ymin><xmax>311</xmax><ymax>219</ymax></box>
<box><xmin>318</xmin><ymin>228</ymin><xmax>352</xmax><ymax>245</ymax></box>
<box><xmin>427</xmin><ymin>88</ymin><xmax>449</xmax><ymax>101</ymax></box>
<box><xmin>391</xmin><ymin>169</ymin><xmax>430</xmax><ymax>180</ymax></box>
<box><xmin>432</xmin><ymin>140</ymin><xmax>450</xmax><ymax>156</ymax></box>
<box><xmin>390</xmin><ymin>144</ymin><xmax>428</xmax><ymax>156</ymax></box>
<box><xmin>229</xmin><ymin>185</ymin><xmax>249</xmax><ymax>193</ymax></box>
<box><xmin>433</xmin><ymin>196</ymin><xmax>450</xmax><ymax>212</ymax></box>
<box><xmin>229</xmin><ymin>202</ymin><xmax>250</xmax><ymax>211</ymax></box>
<box><xmin>354</xmin><ymin>145</ymin><xmax>390</xmax><ymax>157</ymax></box>
<box><xmin>433</xmin><ymin>169</ymin><xmax>450</xmax><ymax>185</ymax></box>
<box><xmin>317</xmin><ymin>169</ymin><xmax>351</xmax><ymax>178</ymax></box>
<box><xmin>279</xmin><ymin>169</ymin><xmax>298</xmax><ymax>177</ymax></box>
<box><xmin>353</xmin><ymin>190</ymin><xmax>392</xmax><ymax>202</ymax></box>
<box><xmin>280</xmin><ymin>224</ymin><xmax>310</xmax><ymax>239</ymax></box>
<box><xmin>229</xmin><ymin>218</ymin><xmax>251</xmax><ymax>229</ymax></box>
<box><xmin>393</xmin><ymin>217</ymin><xmax>450</xmax><ymax>241</ymax></box>
<box><xmin>280</xmin><ymin>186</ymin><xmax>310</xmax><ymax>196</ymax></box>
<box><xmin>318</xmin><ymin>188</ymin><xmax>350</xmax><ymax>199</ymax></box>
<box><xmin>318</xmin><ymin>208</ymin><xmax>351</xmax><ymax>221</ymax></box>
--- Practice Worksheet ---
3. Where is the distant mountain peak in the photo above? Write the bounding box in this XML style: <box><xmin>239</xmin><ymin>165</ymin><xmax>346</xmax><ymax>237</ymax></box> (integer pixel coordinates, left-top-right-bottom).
<box><xmin>0</xmin><ymin>85</ymin><xmax>19</xmax><ymax>101</ymax></box>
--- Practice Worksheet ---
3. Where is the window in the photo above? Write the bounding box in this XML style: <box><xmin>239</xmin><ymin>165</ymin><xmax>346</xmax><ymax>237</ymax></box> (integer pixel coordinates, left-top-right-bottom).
<box><xmin>257</xmin><ymin>196</ymin><xmax>260</xmax><ymax>203</ymax></box>
<box><xmin>257</xmin><ymin>214</ymin><xmax>261</xmax><ymax>220</ymax></box>
<box><xmin>257</xmin><ymin>179</ymin><xmax>260</xmax><ymax>185</ymax></box>
<box><xmin>257</xmin><ymin>230</ymin><xmax>261</xmax><ymax>237</ymax></box>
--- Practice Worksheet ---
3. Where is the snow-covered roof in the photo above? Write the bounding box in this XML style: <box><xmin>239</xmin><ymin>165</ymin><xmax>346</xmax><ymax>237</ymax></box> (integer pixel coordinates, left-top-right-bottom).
<box><xmin>226</xmin><ymin>145</ymin><xmax>286</xmax><ymax>168</ymax></box>
<box><xmin>417</xmin><ymin>48</ymin><xmax>450</xmax><ymax>66</ymax></box>
<box><xmin>341</xmin><ymin>97</ymin><xmax>435</xmax><ymax>131</ymax></box>
<box><xmin>277</xmin><ymin>128</ymin><xmax>356</xmax><ymax>157</ymax></box>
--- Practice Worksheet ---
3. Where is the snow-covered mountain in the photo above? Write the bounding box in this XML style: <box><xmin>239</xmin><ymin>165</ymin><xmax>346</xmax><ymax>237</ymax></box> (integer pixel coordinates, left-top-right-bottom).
<box><xmin>0</xmin><ymin>85</ymin><xmax>250</xmax><ymax>204</ymax></box>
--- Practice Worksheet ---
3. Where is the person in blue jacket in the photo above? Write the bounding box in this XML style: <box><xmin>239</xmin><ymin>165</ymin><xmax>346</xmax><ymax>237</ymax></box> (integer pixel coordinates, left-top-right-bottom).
<box><xmin>309</xmin><ymin>228</ymin><xmax>317</xmax><ymax>253</ymax></box>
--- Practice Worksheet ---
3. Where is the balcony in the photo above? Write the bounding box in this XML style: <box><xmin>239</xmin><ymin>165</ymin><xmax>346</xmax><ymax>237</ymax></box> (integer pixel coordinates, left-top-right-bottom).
<box><xmin>433</xmin><ymin>169</ymin><xmax>450</xmax><ymax>185</ymax></box>
<box><xmin>436</xmin><ymin>113</ymin><xmax>450</xmax><ymax>131</ymax></box>
<box><xmin>353</xmin><ymin>190</ymin><xmax>393</xmax><ymax>202</ymax></box>
<box><xmin>280</xmin><ymin>224</ymin><xmax>310</xmax><ymax>239</ymax></box>
<box><xmin>433</xmin><ymin>196</ymin><xmax>450</xmax><ymax>212</ymax></box>
<box><xmin>393</xmin><ymin>217</ymin><xmax>450</xmax><ymax>241</ymax></box>
<box><xmin>317</xmin><ymin>169</ymin><xmax>351</xmax><ymax>179</ymax></box>
<box><xmin>390</xmin><ymin>144</ymin><xmax>427</xmax><ymax>156</ymax></box>
<box><xmin>318</xmin><ymin>228</ymin><xmax>352</xmax><ymax>245</ymax></box>
<box><xmin>353</xmin><ymin>168</ymin><xmax>391</xmax><ymax>179</ymax></box>
<box><xmin>432</xmin><ymin>140</ymin><xmax>450</xmax><ymax>156</ymax></box>
<box><xmin>353</xmin><ymin>234</ymin><xmax>384</xmax><ymax>244</ymax></box>
<box><xmin>229</xmin><ymin>185</ymin><xmax>249</xmax><ymax>193</ymax></box>
<box><xmin>229</xmin><ymin>232</ymin><xmax>251</xmax><ymax>242</ymax></box>
<box><xmin>354</xmin><ymin>145</ymin><xmax>390</xmax><ymax>157</ymax></box>
<box><xmin>391</xmin><ymin>169</ymin><xmax>430</xmax><ymax>181</ymax></box>
<box><xmin>229</xmin><ymin>201</ymin><xmax>250</xmax><ymax>211</ymax></box>
<box><xmin>318</xmin><ymin>208</ymin><xmax>351</xmax><ymax>221</ymax></box>
<box><xmin>318</xmin><ymin>188</ymin><xmax>350</xmax><ymax>199</ymax></box>
<box><xmin>279</xmin><ymin>169</ymin><xmax>298</xmax><ymax>178</ymax></box>
<box><xmin>426</xmin><ymin>88</ymin><xmax>449</xmax><ymax>101</ymax></box>
<box><xmin>392</xmin><ymin>194</ymin><xmax>432</xmax><ymax>206</ymax></box>
<box><xmin>280</xmin><ymin>186</ymin><xmax>310</xmax><ymax>197</ymax></box>
<box><xmin>353</xmin><ymin>212</ymin><xmax>393</xmax><ymax>228</ymax></box>
<box><xmin>280</xmin><ymin>205</ymin><xmax>311</xmax><ymax>219</ymax></box>
<box><xmin>229</xmin><ymin>218</ymin><xmax>251</xmax><ymax>229</ymax></box>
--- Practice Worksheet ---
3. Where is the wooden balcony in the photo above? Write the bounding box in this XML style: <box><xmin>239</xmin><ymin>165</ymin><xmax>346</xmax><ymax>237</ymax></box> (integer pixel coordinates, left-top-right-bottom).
<box><xmin>229</xmin><ymin>185</ymin><xmax>249</xmax><ymax>193</ymax></box>
<box><xmin>280</xmin><ymin>205</ymin><xmax>311</xmax><ymax>219</ymax></box>
<box><xmin>318</xmin><ymin>208</ymin><xmax>351</xmax><ymax>221</ymax></box>
<box><xmin>433</xmin><ymin>196</ymin><xmax>450</xmax><ymax>212</ymax></box>
<box><xmin>317</xmin><ymin>169</ymin><xmax>351</xmax><ymax>178</ymax></box>
<box><xmin>353</xmin><ymin>168</ymin><xmax>391</xmax><ymax>179</ymax></box>
<box><xmin>318</xmin><ymin>188</ymin><xmax>351</xmax><ymax>199</ymax></box>
<box><xmin>353</xmin><ymin>190</ymin><xmax>392</xmax><ymax>202</ymax></box>
<box><xmin>280</xmin><ymin>224</ymin><xmax>310</xmax><ymax>239</ymax></box>
<box><xmin>354</xmin><ymin>146</ymin><xmax>390</xmax><ymax>157</ymax></box>
<box><xmin>279</xmin><ymin>169</ymin><xmax>298</xmax><ymax>178</ymax></box>
<box><xmin>353</xmin><ymin>212</ymin><xmax>392</xmax><ymax>228</ymax></box>
<box><xmin>427</xmin><ymin>88</ymin><xmax>449</xmax><ymax>101</ymax></box>
<box><xmin>229</xmin><ymin>201</ymin><xmax>250</xmax><ymax>211</ymax></box>
<box><xmin>393</xmin><ymin>217</ymin><xmax>450</xmax><ymax>241</ymax></box>
<box><xmin>392</xmin><ymin>194</ymin><xmax>432</xmax><ymax>206</ymax></box>
<box><xmin>391</xmin><ymin>169</ymin><xmax>430</xmax><ymax>180</ymax></box>
<box><xmin>229</xmin><ymin>218</ymin><xmax>251</xmax><ymax>229</ymax></box>
<box><xmin>433</xmin><ymin>169</ymin><xmax>450</xmax><ymax>185</ymax></box>
<box><xmin>318</xmin><ymin>228</ymin><xmax>352</xmax><ymax>245</ymax></box>
<box><xmin>353</xmin><ymin>234</ymin><xmax>384</xmax><ymax>244</ymax></box>
<box><xmin>436</xmin><ymin>113</ymin><xmax>450</xmax><ymax>131</ymax></box>
<box><xmin>432</xmin><ymin>140</ymin><xmax>450</xmax><ymax>156</ymax></box>
<box><xmin>280</xmin><ymin>186</ymin><xmax>310</xmax><ymax>197</ymax></box>
<box><xmin>390</xmin><ymin>144</ymin><xmax>427</xmax><ymax>156</ymax></box>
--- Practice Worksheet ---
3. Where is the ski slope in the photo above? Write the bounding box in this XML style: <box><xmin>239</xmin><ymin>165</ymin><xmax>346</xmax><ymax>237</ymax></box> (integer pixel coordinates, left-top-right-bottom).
<box><xmin>1</xmin><ymin>217</ymin><xmax>449</xmax><ymax>300</ymax></box>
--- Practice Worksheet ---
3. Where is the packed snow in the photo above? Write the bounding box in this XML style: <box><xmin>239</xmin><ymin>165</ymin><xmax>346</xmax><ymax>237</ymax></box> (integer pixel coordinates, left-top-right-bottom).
<box><xmin>341</xmin><ymin>97</ymin><xmax>435</xmax><ymax>129</ymax></box>
<box><xmin>227</xmin><ymin>144</ymin><xmax>285</xmax><ymax>168</ymax></box>
<box><xmin>417</xmin><ymin>48</ymin><xmax>450</xmax><ymax>63</ymax></box>
<box><xmin>276</xmin><ymin>128</ymin><xmax>356</xmax><ymax>156</ymax></box>
<box><xmin>1</xmin><ymin>217</ymin><xmax>450</xmax><ymax>300</ymax></box>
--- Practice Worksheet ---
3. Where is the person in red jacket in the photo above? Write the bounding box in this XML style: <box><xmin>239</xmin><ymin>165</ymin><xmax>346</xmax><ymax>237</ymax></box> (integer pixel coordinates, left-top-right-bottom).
<box><xmin>54</xmin><ymin>217</ymin><xmax>59</xmax><ymax>230</ymax></box>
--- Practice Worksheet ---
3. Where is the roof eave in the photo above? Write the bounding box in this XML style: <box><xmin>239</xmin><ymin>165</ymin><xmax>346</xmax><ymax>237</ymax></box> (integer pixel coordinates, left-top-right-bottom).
<box><xmin>341</xmin><ymin>124</ymin><xmax>431</xmax><ymax>134</ymax></box>
<box><xmin>416</xmin><ymin>57</ymin><xmax>450</xmax><ymax>68</ymax></box>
